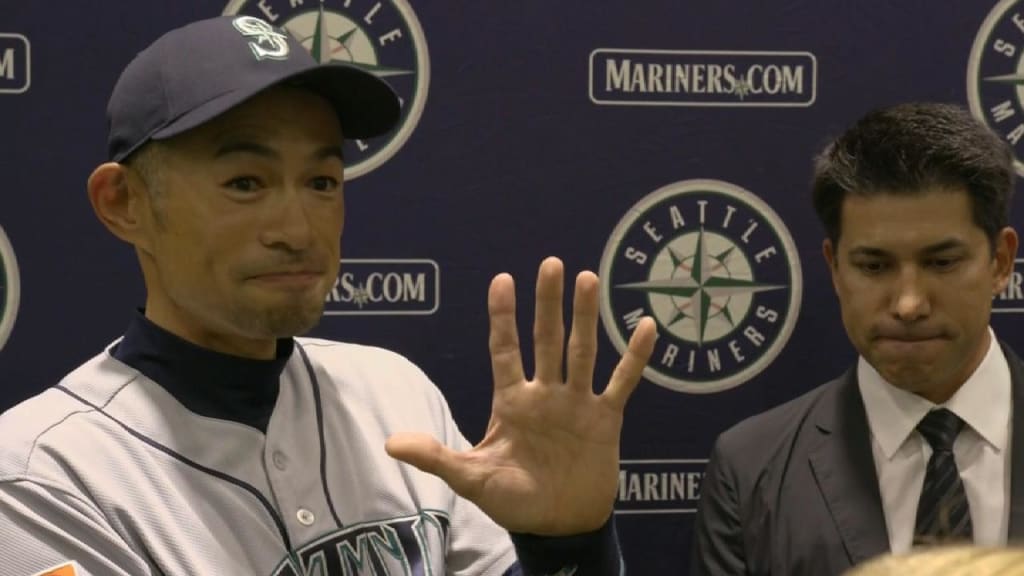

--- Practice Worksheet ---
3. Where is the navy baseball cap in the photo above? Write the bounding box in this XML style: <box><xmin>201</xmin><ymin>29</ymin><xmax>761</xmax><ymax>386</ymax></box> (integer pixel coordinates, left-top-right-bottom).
<box><xmin>106</xmin><ymin>15</ymin><xmax>401</xmax><ymax>162</ymax></box>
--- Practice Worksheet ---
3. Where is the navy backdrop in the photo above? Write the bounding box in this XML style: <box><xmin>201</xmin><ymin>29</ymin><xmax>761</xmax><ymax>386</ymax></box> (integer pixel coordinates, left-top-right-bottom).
<box><xmin>2</xmin><ymin>1</ymin><xmax>1024</xmax><ymax>573</ymax></box>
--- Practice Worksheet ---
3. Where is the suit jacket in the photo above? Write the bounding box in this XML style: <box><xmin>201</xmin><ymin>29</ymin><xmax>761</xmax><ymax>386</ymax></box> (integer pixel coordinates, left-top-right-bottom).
<box><xmin>690</xmin><ymin>343</ymin><xmax>1024</xmax><ymax>576</ymax></box>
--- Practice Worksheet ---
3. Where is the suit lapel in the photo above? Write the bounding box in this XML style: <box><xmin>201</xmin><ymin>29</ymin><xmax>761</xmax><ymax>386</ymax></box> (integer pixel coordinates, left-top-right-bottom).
<box><xmin>808</xmin><ymin>370</ymin><xmax>891</xmax><ymax>564</ymax></box>
<box><xmin>1004</xmin><ymin>344</ymin><xmax>1024</xmax><ymax>539</ymax></box>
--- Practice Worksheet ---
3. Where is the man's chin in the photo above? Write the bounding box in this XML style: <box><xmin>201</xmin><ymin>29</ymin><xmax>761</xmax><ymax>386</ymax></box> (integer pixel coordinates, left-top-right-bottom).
<box><xmin>876</xmin><ymin>364</ymin><xmax>947</xmax><ymax>398</ymax></box>
<box><xmin>254</xmin><ymin>304</ymin><xmax>325</xmax><ymax>339</ymax></box>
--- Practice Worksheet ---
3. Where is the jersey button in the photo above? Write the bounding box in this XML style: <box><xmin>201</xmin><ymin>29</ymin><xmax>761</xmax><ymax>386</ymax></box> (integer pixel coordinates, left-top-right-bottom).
<box><xmin>272</xmin><ymin>451</ymin><xmax>288</xmax><ymax>471</ymax></box>
<box><xmin>297</xmin><ymin>508</ymin><xmax>316</xmax><ymax>526</ymax></box>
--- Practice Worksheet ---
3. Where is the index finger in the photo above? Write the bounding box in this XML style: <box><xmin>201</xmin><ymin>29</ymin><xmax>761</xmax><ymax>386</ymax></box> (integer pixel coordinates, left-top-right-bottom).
<box><xmin>488</xmin><ymin>272</ymin><xmax>526</xmax><ymax>389</ymax></box>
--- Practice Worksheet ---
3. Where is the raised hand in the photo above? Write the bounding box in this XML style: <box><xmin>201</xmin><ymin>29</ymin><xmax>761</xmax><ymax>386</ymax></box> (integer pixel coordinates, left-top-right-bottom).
<box><xmin>386</xmin><ymin>256</ymin><xmax>657</xmax><ymax>535</ymax></box>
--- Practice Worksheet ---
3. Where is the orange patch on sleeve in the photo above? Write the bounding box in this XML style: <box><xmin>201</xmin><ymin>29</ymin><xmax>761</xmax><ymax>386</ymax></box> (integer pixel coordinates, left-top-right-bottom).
<box><xmin>35</xmin><ymin>563</ymin><xmax>77</xmax><ymax>576</ymax></box>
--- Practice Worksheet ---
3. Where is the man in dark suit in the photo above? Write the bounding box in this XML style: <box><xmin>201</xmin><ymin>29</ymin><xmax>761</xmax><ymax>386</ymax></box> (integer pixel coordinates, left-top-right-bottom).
<box><xmin>690</xmin><ymin>102</ymin><xmax>1022</xmax><ymax>576</ymax></box>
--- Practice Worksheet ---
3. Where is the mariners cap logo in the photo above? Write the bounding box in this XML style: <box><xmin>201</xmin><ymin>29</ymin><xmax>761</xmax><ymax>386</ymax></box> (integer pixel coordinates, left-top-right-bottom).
<box><xmin>599</xmin><ymin>179</ymin><xmax>802</xmax><ymax>393</ymax></box>
<box><xmin>232</xmin><ymin>16</ymin><xmax>290</xmax><ymax>60</ymax></box>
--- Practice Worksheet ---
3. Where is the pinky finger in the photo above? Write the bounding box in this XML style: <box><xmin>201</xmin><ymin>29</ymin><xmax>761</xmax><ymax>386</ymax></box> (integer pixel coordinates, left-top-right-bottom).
<box><xmin>602</xmin><ymin>316</ymin><xmax>657</xmax><ymax>410</ymax></box>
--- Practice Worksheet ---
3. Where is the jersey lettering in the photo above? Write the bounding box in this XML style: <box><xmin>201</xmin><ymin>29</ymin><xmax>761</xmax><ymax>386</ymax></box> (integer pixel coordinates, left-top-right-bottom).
<box><xmin>273</xmin><ymin>512</ymin><xmax>450</xmax><ymax>576</ymax></box>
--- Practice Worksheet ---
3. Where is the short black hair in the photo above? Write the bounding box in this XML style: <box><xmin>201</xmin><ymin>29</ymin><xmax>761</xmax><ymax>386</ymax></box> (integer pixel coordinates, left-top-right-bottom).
<box><xmin>812</xmin><ymin>102</ymin><xmax>1014</xmax><ymax>250</ymax></box>
<box><xmin>122</xmin><ymin>142</ymin><xmax>165</xmax><ymax>194</ymax></box>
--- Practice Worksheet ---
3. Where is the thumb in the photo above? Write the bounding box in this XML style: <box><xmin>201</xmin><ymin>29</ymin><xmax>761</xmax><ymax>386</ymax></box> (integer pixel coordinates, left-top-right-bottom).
<box><xmin>385</xmin><ymin>432</ymin><xmax>470</xmax><ymax>491</ymax></box>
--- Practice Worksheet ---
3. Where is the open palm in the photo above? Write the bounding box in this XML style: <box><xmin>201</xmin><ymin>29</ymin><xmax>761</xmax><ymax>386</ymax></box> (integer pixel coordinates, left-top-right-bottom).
<box><xmin>386</xmin><ymin>256</ymin><xmax>657</xmax><ymax>535</ymax></box>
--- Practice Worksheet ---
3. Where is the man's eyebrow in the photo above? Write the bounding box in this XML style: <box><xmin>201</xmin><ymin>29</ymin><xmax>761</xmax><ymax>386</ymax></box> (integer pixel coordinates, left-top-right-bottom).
<box><xmin>847</xmin><ymin>246</ymin><xmax>890</xmax><ymax>258</ymax></box>
<box><xmin>213</xmin><ymin>140</ymin><xmax>280</xmax><ymax>159</ymax></box>
<box><xmin>919</xmin><ymin>238</ymin><xmax>968</xmax><ymax>255</ymax></box>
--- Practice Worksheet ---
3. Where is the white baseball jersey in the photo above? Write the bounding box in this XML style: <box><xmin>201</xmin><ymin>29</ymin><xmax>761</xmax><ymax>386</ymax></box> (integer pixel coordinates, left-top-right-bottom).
<box><xmin>0</xmin><ymin>314</ymin><xmax>619</xmax><ymax>575</ymax></box>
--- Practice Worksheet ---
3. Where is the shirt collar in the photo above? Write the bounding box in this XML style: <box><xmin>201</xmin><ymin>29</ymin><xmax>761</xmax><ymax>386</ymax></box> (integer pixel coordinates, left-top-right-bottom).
<box><xmin>109</xmin><ymin>310</ymin><xmax>294</xmax><ymax>433</ymax></box>
<box><xmin>858</xmin><ymin>327</ymin><xmax>1011</xmax><ymax>460</ymax></box>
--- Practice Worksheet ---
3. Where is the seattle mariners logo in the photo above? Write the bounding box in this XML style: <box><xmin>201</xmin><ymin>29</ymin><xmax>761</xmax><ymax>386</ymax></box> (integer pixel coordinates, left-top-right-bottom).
<box><xmin>599</xmin><ymin>180</ymin><xmax>802</xmax><ymax>393</ymax></box>
<box><xmin>968</xmin><ymin>0</ymin><xmax>1024</xmax><ymax>176</ymax></box>
<box><xmin>232</xmin><ymin>16</ymin><xmax>291</xmax><ymax>60</ymax></box>
<box><xmin>0</xmin><ymin>224</ymin><xmax>19</xmax><ymax>352</ymax></box>
<box><xmin>223</xmin><ymin>0</ymin><xmax>429</xmax><ymax>180</ymax></box>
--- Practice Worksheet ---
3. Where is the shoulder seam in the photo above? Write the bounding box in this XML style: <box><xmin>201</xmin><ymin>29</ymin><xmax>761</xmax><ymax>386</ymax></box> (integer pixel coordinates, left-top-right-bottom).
<box><xmin>24</xmin><ymin>374</ymin><xmax>141</xmax><ymax>475</ymax></box>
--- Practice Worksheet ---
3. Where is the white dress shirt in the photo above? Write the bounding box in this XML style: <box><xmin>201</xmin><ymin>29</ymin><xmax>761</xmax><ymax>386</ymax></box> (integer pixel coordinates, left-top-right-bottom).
<box><xmin>858</xmin><ymin>328</ymin><xmax>1012</xmax><ymax>553</ymax></box>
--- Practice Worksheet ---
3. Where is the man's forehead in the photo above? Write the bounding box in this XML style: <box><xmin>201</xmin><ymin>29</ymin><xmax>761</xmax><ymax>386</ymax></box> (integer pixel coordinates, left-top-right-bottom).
<box><xmin>835</xmin><ymin>190</ymin><xmax>984</xmax><ymax>250</ymax></box>
<box><xmin>839</xmin><ymin>189</ymin><xmax>971</xmax><ymax>224</ymax></box>
<box><xmin>838</xmin><ymin>222</ymin><xmax>978</xmax><ymax>255</ymax></box>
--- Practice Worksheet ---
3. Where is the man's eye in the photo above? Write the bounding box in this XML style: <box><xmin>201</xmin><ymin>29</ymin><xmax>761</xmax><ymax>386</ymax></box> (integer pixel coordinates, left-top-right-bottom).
<box><xmin>929</xmin><ymin>257</ymin><xmax>959</xmax><ymax>271</ymax></box>
<box><xmin>857</xmin><ymin>261</ymin><xmax>887</xmax><ymax>274</ymax></box>
<box><xmin>309</xmin><ymin>176</ymin><xmax>340</xmax><ymax>192</ymax></box>
<box><xmin>225</xmin><ymin>177</ymin><xmax>262</xmax><ymax>192</ymax></box>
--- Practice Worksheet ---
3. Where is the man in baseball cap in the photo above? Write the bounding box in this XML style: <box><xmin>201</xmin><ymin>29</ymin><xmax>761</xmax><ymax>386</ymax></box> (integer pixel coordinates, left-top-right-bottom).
<box><xmin>0</xmin><ymin>14</ymin><xmax>656</xmax><ymax>576</ymax></box>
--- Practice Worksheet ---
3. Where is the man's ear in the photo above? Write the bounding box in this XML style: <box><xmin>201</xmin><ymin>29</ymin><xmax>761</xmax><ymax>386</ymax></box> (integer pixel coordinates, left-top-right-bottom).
<box><xmin>822</xmin><ymin>237</ymin><xmax>840</xmax><ymax>294</ymax></box>
<box><xmin>86</xmin><ymin>163</ymin><xmax>152</xmax><ymax>249</ymax></box>
<box><xmin>992</xmin><ymin>226</ymin><xmax>1020</xmax><ymax>295</ymax></box>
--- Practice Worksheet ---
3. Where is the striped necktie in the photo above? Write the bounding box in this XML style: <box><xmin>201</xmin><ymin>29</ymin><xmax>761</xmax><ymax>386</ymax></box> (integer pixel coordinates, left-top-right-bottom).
<box><xmin>913</xmin><ymin>408</ymin><xmax>972</xmax><ymax>545</ymax></box>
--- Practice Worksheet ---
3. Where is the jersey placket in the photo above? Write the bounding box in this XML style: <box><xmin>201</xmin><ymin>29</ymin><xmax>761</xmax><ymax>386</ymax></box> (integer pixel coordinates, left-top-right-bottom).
<box><xmin>264</xmin><ymin>358</ymin><xmax>339</xmax><ymax>548</ymax></box>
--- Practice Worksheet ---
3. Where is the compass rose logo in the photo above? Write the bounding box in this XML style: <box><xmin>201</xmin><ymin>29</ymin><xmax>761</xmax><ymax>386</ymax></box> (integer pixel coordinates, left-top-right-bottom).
<box><xmin>224</xmin><ymin>0</ymin><xmax>429</xmax><ymax>180</ymax></box>
<box><xmin>626</xmin><ymin>228</ymin><xmax>785</xmax><ymax>346</ymax></box>
<box><xmin>599</xmin><ymin>179</ymin><xmax>802</xmax><ymax>393</ymax></box>
<box><xmin>968</xmin><ymin>0</ymin><xmax>1024</xmax><ymax>176</ymax></box>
